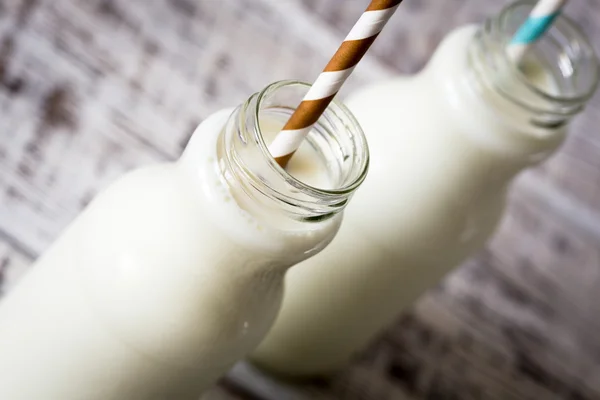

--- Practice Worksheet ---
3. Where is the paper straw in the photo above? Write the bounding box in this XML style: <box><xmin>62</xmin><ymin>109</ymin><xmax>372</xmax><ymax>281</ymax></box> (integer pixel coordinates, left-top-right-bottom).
<box><xmin>507</xmin><ymin>0</ymin><xmax>567</xmax><ymax>62</ymax></box>
<box><xmin>269</xmin><ymin>0</ymin><xmax>403</xmax><ymax>168</ymax></box>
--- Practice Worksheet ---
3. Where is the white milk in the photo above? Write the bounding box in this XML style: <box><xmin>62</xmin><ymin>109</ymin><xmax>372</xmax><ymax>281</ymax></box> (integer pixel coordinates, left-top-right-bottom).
<box><xmin>0</xmin><ymin>84</ymin><xmax>365</xmax><ymax>399</ymax></box>
<box><xmin>261</xmin><ymin>117</ymin><xmax>334</xmax><ymax>190</ymax></box>
<box><xmin>251</xmin><ymin>21</ymin><xmax>596</xmax><ymax>377</ymax></box>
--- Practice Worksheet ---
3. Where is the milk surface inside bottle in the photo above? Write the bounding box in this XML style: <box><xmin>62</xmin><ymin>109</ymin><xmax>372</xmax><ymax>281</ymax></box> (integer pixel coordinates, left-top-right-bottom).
<box><xmin>251</xmin><ymin>0</ymin><xmax>600</xmax><ymax>377</ymax></box>
<box><xmin>0</xmin><ymin>81</ymin><xmax>368</xmax><ymax>399</ymax></box>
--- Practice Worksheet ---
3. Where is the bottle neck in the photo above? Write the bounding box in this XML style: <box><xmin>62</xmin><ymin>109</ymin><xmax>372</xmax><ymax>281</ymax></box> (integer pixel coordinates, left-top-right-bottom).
<box><xmin>467</xmin><ymin>0</ymin><xmax>598</xmax><ymax>132</ymax></box>
<box><xmin>416</xmin><ymin>2</ymin><xmax>598</xmax><ymax>194</ymax></box>
<box><xmin>217</xmin><ymin>80</ymin><xmax>369</xmax><ymax>228</ymax></box>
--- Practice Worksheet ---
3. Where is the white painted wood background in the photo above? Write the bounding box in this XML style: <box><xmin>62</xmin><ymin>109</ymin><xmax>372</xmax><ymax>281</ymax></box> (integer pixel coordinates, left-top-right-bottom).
<box><xmin>1</xmin><ymin>0</ymin><xmax>599</xmax><ymax>398</ymax></box>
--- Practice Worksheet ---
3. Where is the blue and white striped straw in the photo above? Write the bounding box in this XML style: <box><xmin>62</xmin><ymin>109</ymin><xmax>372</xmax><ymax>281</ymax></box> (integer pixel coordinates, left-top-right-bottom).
<box><xmin>507</xmin><ymin>0</ymin><xmax>567</xmax><ymax>62</ymax></box>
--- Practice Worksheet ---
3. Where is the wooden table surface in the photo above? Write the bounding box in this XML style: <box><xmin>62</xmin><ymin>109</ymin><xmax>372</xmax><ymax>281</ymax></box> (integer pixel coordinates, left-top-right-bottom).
<box><xmin>1</xmin><ymin>0</ymin><xmax>600</xmax><ymax>399</ymax></box>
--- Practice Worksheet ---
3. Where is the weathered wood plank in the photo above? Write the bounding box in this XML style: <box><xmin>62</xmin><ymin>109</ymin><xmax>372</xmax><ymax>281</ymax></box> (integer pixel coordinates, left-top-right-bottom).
<box><xmin>0</xmin><ymin>239</ymin><xmax>32</xmax><ymax>297</ymax></box>
<box><xmin>2</xmin><ymin>0</ymin><xmax>600</xmax><ymax>399</ymax></box>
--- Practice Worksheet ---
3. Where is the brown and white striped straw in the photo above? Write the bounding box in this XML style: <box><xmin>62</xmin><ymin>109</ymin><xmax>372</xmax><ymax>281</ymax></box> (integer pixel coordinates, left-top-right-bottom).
<box><xmin>269</xmin><ymin>0</ymin><xmax>403</xmax><ymax>168</ymax></box>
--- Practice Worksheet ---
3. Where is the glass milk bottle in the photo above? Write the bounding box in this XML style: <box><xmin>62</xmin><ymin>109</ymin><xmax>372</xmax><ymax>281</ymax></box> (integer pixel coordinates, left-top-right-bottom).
<box><xmin>251</xmin><ymin>1</ymin><xmax>599</xmax><ymax>377</ymax></box>
<box><xmin>0</xmin><ymin>81</ymin><xmax>368</xmax><ymax>399</ymax></box>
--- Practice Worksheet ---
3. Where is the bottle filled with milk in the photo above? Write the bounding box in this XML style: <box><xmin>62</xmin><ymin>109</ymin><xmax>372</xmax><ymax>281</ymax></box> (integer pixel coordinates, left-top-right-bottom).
<box><xmin>251</xmin><ymin>1</ymin><xmax>599</xmax><ymax>377</ymax></box>
<box><xmin>0</xmin><ymin>81</ymin><xmax>368</xmax><ymax>399</ymax></box>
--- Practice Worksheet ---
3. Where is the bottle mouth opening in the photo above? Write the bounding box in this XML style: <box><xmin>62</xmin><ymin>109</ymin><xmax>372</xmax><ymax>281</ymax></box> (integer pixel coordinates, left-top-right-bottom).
<box><xmin>497</xmin><ymin>0</ymin><xmax>599</xmax><ymax>104</ymax></box>
<box><xmin>252</xmin><ymin>80</ymin><xmax>370</xmax><ymax>197</ymax></box>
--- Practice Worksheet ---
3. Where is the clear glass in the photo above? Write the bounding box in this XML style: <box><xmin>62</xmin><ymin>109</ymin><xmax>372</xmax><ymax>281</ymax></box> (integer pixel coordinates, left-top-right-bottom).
<box><xmin>469</xmin><ymin>0</ymin><xmax>599</xmax><ymax>127</ymax></box>
<box><xmin>226</xmin><ymin>4</ymin><xmax>600</xmax><ymax>400</ymax></box>
<box><xmin>218</xmin><ymin>80</ymin><xmax>369</xmax><ymax>225</ymax></box>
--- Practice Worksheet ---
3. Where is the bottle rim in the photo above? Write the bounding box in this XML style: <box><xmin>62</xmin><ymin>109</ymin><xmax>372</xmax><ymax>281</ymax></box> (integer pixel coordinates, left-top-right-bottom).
<box><xmin>497</xmin><ymin>0</ymin><xmax>600</xmax><ymax>104</ymax></box>
<box><xmin>252</xmin><ymin>80</ymin><xmax>370</xmax><ymax>197</ymax></box>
